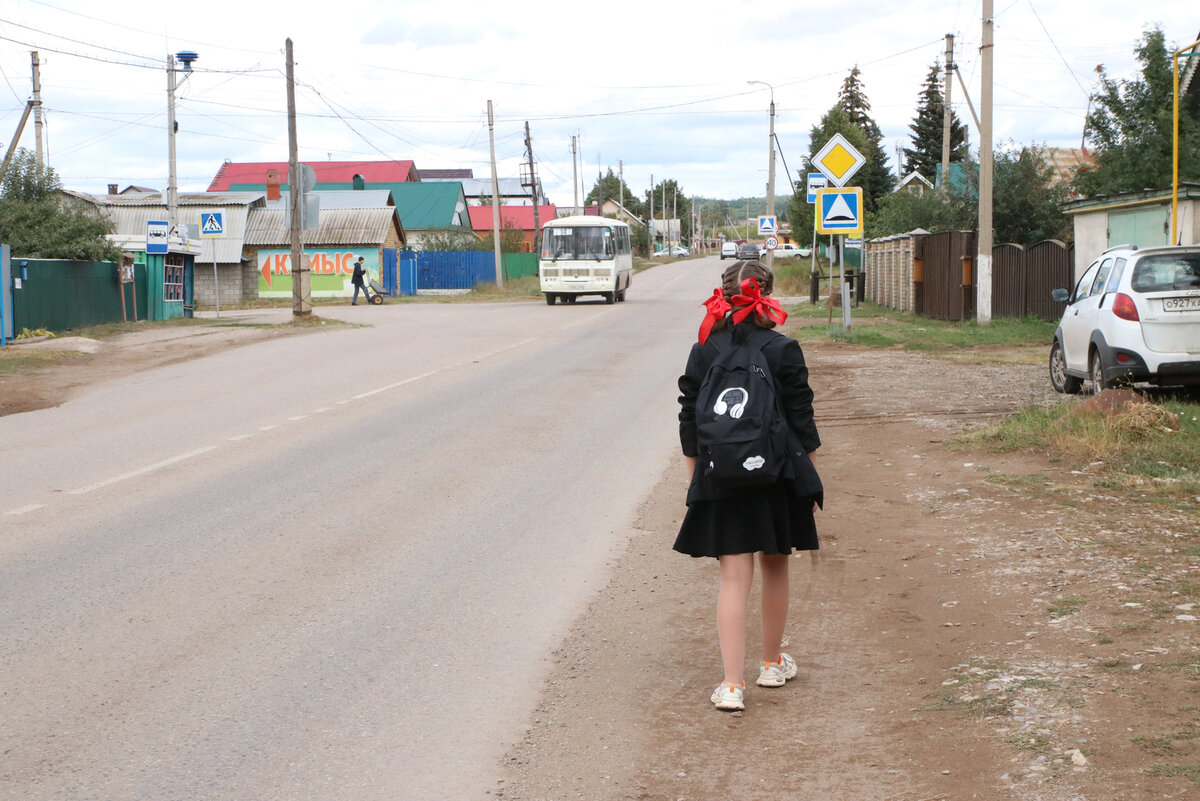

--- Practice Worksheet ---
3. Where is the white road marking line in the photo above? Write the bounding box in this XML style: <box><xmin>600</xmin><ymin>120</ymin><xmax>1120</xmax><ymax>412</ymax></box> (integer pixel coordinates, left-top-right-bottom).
<box><xmin>5</xmin><ymin>504</ymin><xmax>44</xmax><ymax>516</ymax></box>
<box><xmin>69</xmin><ymin>446</ymin><xmax>219</xmax><ymax>495</ymax></box>
<box><xmin>559</xmin><ymin>308</ymin><xmax>617</xmax><ymax>330</ymax></box>
<box><xmin>288</xmin><ymin>415</ymin><xmax>307</xmax><ymax>421</ymax></box>
<box><xmin>352</xmin><ymin>369</ymin><xmax>442</xmax><ymax>400</ymax></box>
<box><xmin>227</xmin><ymin>433</ymin><xmax>253</xmax><ymax>441</ymax></box>
<box><xmin>260</xmin><ymin>424</ymin><xmax>278</xmax><ymax>431</ymax></box>
<box><xmin>313</xmin><ymin>407</ymin><xmax>331</xmax><ymax>413</ymax></box>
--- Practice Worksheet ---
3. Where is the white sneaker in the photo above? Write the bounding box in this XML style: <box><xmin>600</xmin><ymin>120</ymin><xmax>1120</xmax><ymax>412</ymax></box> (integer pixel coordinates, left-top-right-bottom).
<box><xmin>710</xmin><ymin>681</ymin><xmax>745</xmax><ymax>711</ymax></box>
<box><xmin>756</xmin><ymin>653</ymin><xmax>798</xmax><ymax>687</ymax></box>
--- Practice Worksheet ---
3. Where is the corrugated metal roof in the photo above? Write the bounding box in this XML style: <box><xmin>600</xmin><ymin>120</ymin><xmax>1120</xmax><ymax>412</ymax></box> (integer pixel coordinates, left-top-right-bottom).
<box><xmin>208</xmin><ymin>160</ymin><xmax>417</xmax><ymax>191</ymax></box>
<box><xmin>468</xmin><ymin>205</ymin><xmax>557</xmax><ymax>232</ymax></box>
<box><xmin>75</xmin><ymin>192</ymin><xmax>265</xmax><ymax>263</ymax></box>
<box><xmin>244</xmin><ymin>207</ymin><xmax>398</xmax><ymax>246</ymax></box>
<box><xmin>264</xmin><ymin>190</ymin><xmax>394</xmax><ymax>210</ymax></box>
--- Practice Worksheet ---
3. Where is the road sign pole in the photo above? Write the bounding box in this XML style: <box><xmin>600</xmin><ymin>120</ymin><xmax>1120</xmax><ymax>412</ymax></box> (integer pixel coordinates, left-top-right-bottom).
<box><xmin>213</xmin><ymin>255</ymin><xmax>220</xmax><ymax>317</ymax></box>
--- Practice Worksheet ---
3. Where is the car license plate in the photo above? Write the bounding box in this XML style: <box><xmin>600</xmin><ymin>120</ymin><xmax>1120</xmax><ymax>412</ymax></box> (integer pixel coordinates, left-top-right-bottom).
<box><xmin>1163</xmin><ymin>296</ymin><xmax>1200</xmax><ymax>312</ymax></box>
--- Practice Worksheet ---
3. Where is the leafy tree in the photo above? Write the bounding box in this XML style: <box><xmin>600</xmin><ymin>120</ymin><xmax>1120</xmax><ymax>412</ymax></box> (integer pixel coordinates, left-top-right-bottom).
<box><xmin>993</xmin><ymin>146</ymin><xmax>1070</xmax><ymax>243</ymax></box>
<box><xmin>870</xmin><ymin>184</ymin><xmax>975</xmax><ymax>237</ymax></box>
<box><xmin>643</xmin><ymin>177</ymin><xmax>692</xmax><ymax>243</ymax></box>
<box><xmin>903</xmin><ymin>63</ymin><xmax>967</xmax><ymax>184</ymax></box>
<box><xmin>837</xmin><ymin>66</ymin><xmax>894</xmax><ymax>211</ymax></box>
<box><xmin>585</xmin><ymin>167</ymin><xmax>643</xmax><ymax>218</ymax></box>
<box><xmin>419</xmin><ymin>228</ymin><xmax>485</xmax><ymax>251</ymax></box>
<box><xmin>870</xmin><ymin>144</ymin><xmax>1069</xmax><ymax>245</ymax></box>
<box><xmin>787</xmin><ymin>106</ymin><xmax>873</xmax><ymax>241</ymax></box>
<box><xmin>1075</xmin><ymin>26</ymin><xmax>1200</xmax><ymax>197</ymax></box>
<box><xmin>0</xmin><ymin>149</ymin><xmax>121</xmax><ymax>261</ymax></box>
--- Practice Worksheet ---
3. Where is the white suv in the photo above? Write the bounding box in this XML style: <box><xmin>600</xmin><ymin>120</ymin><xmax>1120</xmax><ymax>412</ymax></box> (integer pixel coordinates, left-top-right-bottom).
<box><xmin>1049</xmin><ymin>244</ymin><xmax>1200</xmax><ymax>393</ymax></box>
<box><xmin>720</xmin><ymin>241</ymin><xmax>738</xmax><ymax>260</ymax></box>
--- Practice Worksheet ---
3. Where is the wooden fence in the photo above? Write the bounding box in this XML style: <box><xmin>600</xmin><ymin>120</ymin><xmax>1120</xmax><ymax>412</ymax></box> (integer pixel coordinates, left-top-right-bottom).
<box><xmin>863</xmin><ymin>233</ymin><xmax>1074</xmax><ymax>322</ymax></box>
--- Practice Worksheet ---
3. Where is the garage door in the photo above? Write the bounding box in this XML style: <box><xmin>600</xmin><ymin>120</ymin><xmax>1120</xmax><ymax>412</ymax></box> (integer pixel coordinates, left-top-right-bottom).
<box><xmin>1108</xmin><ymin>206</ymin><xmax>1168</xmax><ymax>248</ymax></box>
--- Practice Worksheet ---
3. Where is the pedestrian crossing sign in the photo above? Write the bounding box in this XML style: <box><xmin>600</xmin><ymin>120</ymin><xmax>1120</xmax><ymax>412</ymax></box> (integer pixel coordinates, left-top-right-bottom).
<box><xmin>199</xmin><ymin>212</ymin><xmax>224</xmax><ymax>238</ymax></box>
<box><xmin>815</xmin><ymin>187</ymin><xmax>863</xmax><ymax>236</ymax></box>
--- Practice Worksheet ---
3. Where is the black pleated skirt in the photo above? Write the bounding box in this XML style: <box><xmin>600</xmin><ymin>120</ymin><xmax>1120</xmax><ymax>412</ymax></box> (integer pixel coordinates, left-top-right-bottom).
<box><xmin>673</xmin><ymin>483</ymin><xmax>819</xmax><ymax>558</ymax></box>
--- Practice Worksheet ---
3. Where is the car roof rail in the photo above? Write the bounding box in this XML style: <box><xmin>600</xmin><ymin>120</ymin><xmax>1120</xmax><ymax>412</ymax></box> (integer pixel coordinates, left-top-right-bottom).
<box><xmin>1102</xmin><ymin>243</ymin><xmax>1137</xmax><ymax>254</ymax></box>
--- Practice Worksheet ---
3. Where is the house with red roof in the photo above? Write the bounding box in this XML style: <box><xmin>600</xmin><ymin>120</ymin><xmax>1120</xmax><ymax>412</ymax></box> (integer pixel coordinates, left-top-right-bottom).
<box><xmin>467</xmin><ymin>205</ymin><xmax>557</xmax><ymax>252</ymax></box>
<box><xmin>207</xmin><ymin>160</ymin><xmax>420</xmax><ymax>191</ymax></box>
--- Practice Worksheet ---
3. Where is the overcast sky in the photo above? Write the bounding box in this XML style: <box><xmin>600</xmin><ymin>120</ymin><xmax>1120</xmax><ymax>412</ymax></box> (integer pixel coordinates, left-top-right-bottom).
<box><xmin>0</xmin><ymin>1</ymin><xmax>1194</xmax><ymax>206</ymax></box>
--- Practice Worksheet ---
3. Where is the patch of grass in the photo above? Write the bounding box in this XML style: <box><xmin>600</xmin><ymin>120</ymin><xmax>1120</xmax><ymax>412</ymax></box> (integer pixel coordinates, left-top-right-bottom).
<box><xmin>1149</xmin><ymin>763</ymin><xmax>1200</xmax><ymax>782</ymax></box>
<box><xmin>985</xmin><ymin>473</ymin><xmax>1048</xmax><ymax>487</ymax></box>
<box><xmin>1048</xmin><ymin>597</ymin><xmax>1084</xmax><ymax>618</ymax></box>
<box><xmin>0</xmin><ymin>347</ymin><xmax>78</xmax><ymax>374</ymax></box>
<box><xmin>953</xmin><ymin>396</ymin><xmax>1200</xmax><ymax>505</ymax></box>
<box><xmin>1007</xmin><ymin>731</ymin><xmax>1052</xmax><ymax>754</ymax></box>
<box><xmin>786</xmin><ymin>308</ymin><xmax>1055</xmax><ymax>351</ymax></box>
<box><xmin>1135</xmin><ymin>727</ymin><xmax>1200</xmax><ymax>756</ymax></box>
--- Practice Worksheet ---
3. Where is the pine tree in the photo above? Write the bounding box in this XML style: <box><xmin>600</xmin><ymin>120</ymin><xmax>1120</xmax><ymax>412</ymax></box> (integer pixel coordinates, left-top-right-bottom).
<box><xmin>788</xmin><ymin>106</ymin><xmax>873</xmax><ymax>237</ymax></box>
<box><xmin>903</xmin><ymin>63</ymin><xmax>967</xmax><ymax>183</ymax></box>
<box><xmin>837</xmin><ymin>66</ymin><xmax>894</xmax><ymax>212</ymax></box>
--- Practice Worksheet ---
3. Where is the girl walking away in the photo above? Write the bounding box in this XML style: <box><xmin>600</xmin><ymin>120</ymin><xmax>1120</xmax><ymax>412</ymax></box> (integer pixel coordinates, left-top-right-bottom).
<box><xmin>675</xmin><ymin>260</ymin><xmax>823</xmax><ymax>712</ymax></box>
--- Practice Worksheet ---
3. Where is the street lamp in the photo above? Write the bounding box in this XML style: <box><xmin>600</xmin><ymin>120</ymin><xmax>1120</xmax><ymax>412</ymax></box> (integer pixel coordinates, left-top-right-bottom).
<box><xmin>748</xmin><ymin>80</ymin><xmax>776</xmax><ymax>267</ymax></box>
<box><xmin>167</xmin><ymin>50</ymin><xmax>198</xmax><ymax>238</ymax></box>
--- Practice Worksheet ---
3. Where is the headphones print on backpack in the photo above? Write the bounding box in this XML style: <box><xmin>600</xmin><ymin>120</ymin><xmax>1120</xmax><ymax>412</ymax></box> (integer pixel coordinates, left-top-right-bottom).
<box><xmin>713</xmin><ymin>387</ymin><xmax>749</xmax><ymax>419</ymax></box>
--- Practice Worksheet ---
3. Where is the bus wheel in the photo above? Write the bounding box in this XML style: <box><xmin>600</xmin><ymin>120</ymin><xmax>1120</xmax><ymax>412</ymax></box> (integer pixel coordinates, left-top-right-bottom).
<box><xmin>545</xmin><ymin>293</ymin><xmax>556</xmax><ymax>305</ymax></box>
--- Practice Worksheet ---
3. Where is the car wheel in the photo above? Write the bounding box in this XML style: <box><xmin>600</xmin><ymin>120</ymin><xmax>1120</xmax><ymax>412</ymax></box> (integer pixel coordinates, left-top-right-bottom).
<box><xmin>604</xmin><ymin>291</ymin><xmax>615</xmax><ymax>305</ymax></box>
<box><xmin>566</xmin><ymin>294</ymin><xmax>577</xmax><ymax>304</ymax></box>
<box><xmin>1087</xmin><ymin>349</ymin><xmax>1109</xmax><ymax>395</ymax></box>
<box><xmin>1049</xmin><ymin>340</ymin><xmax>1082</xmax><ymax>394</ymax></box>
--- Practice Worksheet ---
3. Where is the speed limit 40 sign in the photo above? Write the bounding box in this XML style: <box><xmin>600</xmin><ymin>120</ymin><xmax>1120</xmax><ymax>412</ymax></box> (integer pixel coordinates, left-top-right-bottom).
<box><xmin>764</xmin><ymin>236</ymin><xmax>779</xmax><ymax>251</ymax></box>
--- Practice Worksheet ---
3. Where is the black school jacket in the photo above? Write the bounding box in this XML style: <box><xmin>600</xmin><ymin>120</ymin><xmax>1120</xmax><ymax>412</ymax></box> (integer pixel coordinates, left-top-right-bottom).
<box><xmin>678</xmin><ymin>322</ymin><xmax>823</xmax><ymax>506</ymax></box>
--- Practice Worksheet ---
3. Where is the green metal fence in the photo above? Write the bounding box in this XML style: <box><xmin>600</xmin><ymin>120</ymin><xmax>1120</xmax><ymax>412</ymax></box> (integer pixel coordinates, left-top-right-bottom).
<box><xmin>502</xmin><ymin>252</ymin><xmax>538</xmax><ymax>279</ymax></box>
<box><xmin>13</xmin><ymin>259</ymin><xmax>147</xmax><ymax>333</ymax></box>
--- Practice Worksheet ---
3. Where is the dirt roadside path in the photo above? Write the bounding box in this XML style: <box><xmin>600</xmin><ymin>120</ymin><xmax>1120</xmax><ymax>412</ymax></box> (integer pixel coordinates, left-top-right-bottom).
<box><xmin>496</xmin><ymin>341</ymin><xmax>1199</xmax><ymax>801</ymax></box>
<box><xmin>0</xmin><ymin>315</ymin><xmax>321</xmax><ymax>417</ymax></box>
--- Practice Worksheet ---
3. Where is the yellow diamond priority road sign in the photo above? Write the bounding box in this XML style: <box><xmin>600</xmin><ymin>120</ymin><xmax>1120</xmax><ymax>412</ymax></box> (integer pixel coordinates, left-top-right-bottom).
<box><xmin>813</xmin><ymin>133</ymin><xmax>865</xmax><ymax>187</ymax></box>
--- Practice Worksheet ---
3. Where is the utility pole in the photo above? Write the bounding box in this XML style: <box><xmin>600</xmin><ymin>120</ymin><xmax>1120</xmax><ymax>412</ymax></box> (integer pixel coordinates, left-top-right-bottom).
<box><xmin>618</xmin><ymin>159</ymin><xmax>623</xmax><ymax>212</ymax></box>
<box><xmin>488</xmin><ymin>100</ymin><xmax>504</xmax><ymax>288</ymax></box>
<box><xmin>649</xmin><ymin>173</ymin><xmax>654</xmax><ymax>252</ymax></box>
<box><xmin>167</xmin><ymin>53</ymin><xmax>179</xmax><ymax>232</ymax></box>
<box><xmin>941</xmin><ymin>34</ymin><xmax>954</xmax><ymax>190</ymax></box>
<box><xmin>31</xmin><ymin>52</ymin><xmax>43</xmax><ymax>164</ymax></box>
<box><xmin>571</xmin><ymin>135</ymin><xmax>579</xmax><ymax>214</ymax></box>
<box><xmin>672</xmin><ymin>187</ymin><xmax>677</xmax><ymax>251</ymax></box>
<box><xmin>662</xmin><ymin>181</ymin><xmax>667</xmax><ymax>249</ymax></box>
<box><xmin>766</xmin><ymin>91</ymin><xmax>776</xmax><ymax>268</ymax></box>
<box><xmin>977</xmin><ymin>2</ymin><xmax>994</xmax><ymax>324</ymax></box>
<box><xmin>286</xmin><ymin>39</ymin><xmax>310</xmax><ymax>316</ymax></box>
<box><xmin>523</xmin><ymin>121</ymin><xmax>541</xmax><ymax>255</ymax></box>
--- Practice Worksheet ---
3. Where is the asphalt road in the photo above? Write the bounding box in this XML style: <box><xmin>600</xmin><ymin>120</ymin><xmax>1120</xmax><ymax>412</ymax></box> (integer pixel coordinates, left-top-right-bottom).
<box><xmin>0</xmin><ymin>258</ymin><xmax>717</xmax><ymax>800</ymax></box>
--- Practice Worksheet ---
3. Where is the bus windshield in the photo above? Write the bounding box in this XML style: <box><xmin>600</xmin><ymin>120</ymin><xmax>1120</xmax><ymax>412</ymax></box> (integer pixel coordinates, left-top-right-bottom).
<box><xmin>542</xmin><ymin>226</ymin><xmax>613</xmax><ymax>260</ymax></box>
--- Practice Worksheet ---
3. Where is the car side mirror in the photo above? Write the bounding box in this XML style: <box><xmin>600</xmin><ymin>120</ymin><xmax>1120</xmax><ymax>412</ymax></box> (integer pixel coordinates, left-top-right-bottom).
<box><xmin>1051</xmin><ymin>288</ymin><xmax>1070</xmax><ymax>303</ymax></box>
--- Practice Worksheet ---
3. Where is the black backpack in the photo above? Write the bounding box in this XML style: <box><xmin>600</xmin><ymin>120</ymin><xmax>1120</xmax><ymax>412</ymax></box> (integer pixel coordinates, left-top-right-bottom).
<box><xmin>695</xmin><ymin>329</ymin><xmax>790</xmax><ymax>488</ymax></box>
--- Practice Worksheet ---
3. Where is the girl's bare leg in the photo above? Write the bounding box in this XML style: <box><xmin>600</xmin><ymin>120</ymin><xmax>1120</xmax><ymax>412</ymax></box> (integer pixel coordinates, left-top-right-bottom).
<box><xmin>717</xmin><ymin>553</ymin><xmax>754</xmax><ymax>684</ymax></box>
<box><xmin>759</xmin><ymin>552</ymin><xmax>791</xmax><ymax>664</ymax></box>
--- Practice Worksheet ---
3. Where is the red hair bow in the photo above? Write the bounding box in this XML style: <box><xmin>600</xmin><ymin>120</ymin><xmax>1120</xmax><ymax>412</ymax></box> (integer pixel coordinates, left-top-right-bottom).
<box><xmin>731</xmin><ymin>278</ymin><xmax>787</xmax><ymax>326</ymax></box>
<box><xmin>698</xmin><ymin>287</ymin><xmax>732</xmax><ymax>344</ymax></box>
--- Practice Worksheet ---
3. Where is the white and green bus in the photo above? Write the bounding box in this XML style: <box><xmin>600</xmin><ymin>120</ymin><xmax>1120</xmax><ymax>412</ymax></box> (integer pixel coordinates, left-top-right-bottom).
<box><xmin>539</xmin><ymin>216</ymin><xmax>633</xmax><ymax>305</ymax></box>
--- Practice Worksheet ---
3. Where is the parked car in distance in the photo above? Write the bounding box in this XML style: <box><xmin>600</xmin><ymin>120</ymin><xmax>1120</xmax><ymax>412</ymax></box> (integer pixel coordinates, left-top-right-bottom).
<box><xmin>652</xmin><ymin>245</ymin><xmax>690</xmax><ymax>258</ymax></box>
<box><xmin>735</xmin><ymin>243</ymin><xmax>762</xmax><ymax>261</ymax></box>
<box><xmin>1048</xmin><ymin>244</ymin><xmax>1200</xmax><ymax>394</ymax></box>
<box><xmin>720</xmin><ymin>241</ymin><xmax>738</xmax><ymax>259</ymax></box>
<box><xmin>772</xmin><ymin>242</ymin><xmax>812</xmax><ymax>258</ymax></box>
